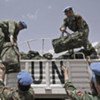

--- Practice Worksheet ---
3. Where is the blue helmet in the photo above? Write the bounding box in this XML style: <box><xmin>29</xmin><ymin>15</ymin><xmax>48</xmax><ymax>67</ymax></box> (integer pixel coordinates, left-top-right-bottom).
<box><xmin>90</xmin><ymin>62</ymin><xmax>100</xmax><ymax>76</ymax></box>
<box><xmin>19</xmin><ymin>21</ymin><xmax>27</xmax><ymax>29</ymax></box>
<box><xmin>17</xmin><ymin>71</ymin><xmax>33</xmax><ymax>86</ymax></box>
<box><xmin>64</xmin><ymin>6</ymin><xmax>73</xmax><ymax>13</ymax></box>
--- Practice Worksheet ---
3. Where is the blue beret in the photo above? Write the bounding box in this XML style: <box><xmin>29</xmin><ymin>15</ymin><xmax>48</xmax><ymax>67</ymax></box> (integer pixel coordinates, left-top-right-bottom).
<box><xmin>17</xmin><ymin>71</ymin><xmax>33</xmax><ymax>85</ymax></box>
<box><xmin>64</xmin><ymin>6</ymin><xmax>73</xmax><ymax>13</ymax></box>
<box><xmin>90</xmin><ymin>62</ymin><xmax>100</xmax><ymax>76</ymax></box>
<box><xmin>19</xmin><ymin>21</ymin><xmax>27</xmax><ymax>28</ymax></box>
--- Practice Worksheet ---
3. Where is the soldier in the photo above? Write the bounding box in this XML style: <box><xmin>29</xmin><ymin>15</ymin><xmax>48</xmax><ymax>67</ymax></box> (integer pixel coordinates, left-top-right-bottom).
<box><xmin>60</xmin><ymin>6</ymin><xmax>97</xmax><ymax>57</ymax></box>
<box><xmin>0</xmin><ymin>20</ymin><xmax>27</xmax><ymax>73</ymax></box>
<box><xmin>0</xmin><ymin>63</ymin><xmax>35</xmax><ymax>100</ymax></box>
<box><xmin>62</xmin><ymin>62</ymin><xmax>100</xmax><ymax>100</ymax></box>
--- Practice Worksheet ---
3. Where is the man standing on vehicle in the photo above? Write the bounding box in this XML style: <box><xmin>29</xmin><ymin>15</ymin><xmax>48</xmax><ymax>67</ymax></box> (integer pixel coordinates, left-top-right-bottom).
<box><xmin>60</xmin><ymin>6</ymin><xmax>97</xmax><ymax>58</ymax></box>
<box><xmin>0</xmin><ymin>20</ymin><xmax>27</xmax><ymax>73</ymax></box>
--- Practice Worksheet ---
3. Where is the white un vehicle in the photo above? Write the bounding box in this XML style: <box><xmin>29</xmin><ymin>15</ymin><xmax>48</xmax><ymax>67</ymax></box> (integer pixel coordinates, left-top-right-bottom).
<box><xmin>5</xmin><ymin>59</ymin><xmax>99</xmax><ymax>100</ymax></box>
<box><xmin>5</xmin><ymin>39</ymin><xmax>100</xmax><ymax>100</ymax></box>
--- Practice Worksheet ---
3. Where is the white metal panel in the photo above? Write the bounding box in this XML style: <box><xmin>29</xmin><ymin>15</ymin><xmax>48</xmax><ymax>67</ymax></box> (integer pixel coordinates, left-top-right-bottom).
<box><xmin>5</xmin><ymin>59</ymin><xmax>91</xmax><ymax>98</ymax></box>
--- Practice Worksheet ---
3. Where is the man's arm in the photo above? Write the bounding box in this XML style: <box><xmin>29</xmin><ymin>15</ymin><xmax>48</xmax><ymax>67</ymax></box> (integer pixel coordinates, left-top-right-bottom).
<box><xmin>60</xmin><ymin>18</ymin><xmax>70</xmax><ymax>37</ymax></box>
<box><xmin>76</xmin><ymin>14</ymin><xmax>89</xmax><ymax>32</ymax></box>
<box><xmin>8</xmin><ymin>21</ymin><xmax>16</xmax><ymax>44</ymax></box>
<box><xmin>60</xmin><ymin>18</ymin><xmax>67</xmax><ymax>32</ymax></box>
<box><xmin>8</xmin><ymin>21</ymin><xmax>16</xmax><ymax>35</ymax></box>
<box><xmin>62</xmin><ymin>66</ymin><xmax>76</xmax><ymax>96</ymax></box>
<box><xmin>62</xmin><ymin>66</ymin><xmax>95</xmax><ymax>99</ymax></box>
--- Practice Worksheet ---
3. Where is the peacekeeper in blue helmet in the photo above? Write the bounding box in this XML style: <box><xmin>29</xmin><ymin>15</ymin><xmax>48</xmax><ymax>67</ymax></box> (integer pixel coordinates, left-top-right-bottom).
<box><xmin>61</xmin><ymin>62</ymin><xmax>100</xmax><ymax>100</ymax></box>
<box><xmin>0</xmin><ymin>64</ymin><xmax>35</xmax><ymax>100</ymax></box>
<box><xmin>60</xmin><ymin>6</ymin><xmax>97</xmax><ymax>58</ymax></box>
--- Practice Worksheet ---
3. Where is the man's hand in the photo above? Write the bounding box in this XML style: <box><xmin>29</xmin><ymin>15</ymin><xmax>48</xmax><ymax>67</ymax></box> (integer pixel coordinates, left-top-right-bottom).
<box><xmin>60</xmin><ymin>27</ymin><xmax>66</xmax><ymax>33</ymax></box>
<box><xmin>60</xmin><ymin>27</ymin><xmax>71</xmax><ymax>37</ymax></box>
<box><xmin>61</xmin><ymin>65</ymin><xmax>69</xmax><ymax>81</ymax></box>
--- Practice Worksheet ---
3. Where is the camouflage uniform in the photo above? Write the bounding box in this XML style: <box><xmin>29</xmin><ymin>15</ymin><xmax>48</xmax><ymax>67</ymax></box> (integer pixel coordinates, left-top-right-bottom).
<box><xmin>0</xmin><ymin>81</ymin><xmax>35</xmax><ymax>100</ymax></box>
<box><xmin>64</xmin><ymin>62</ymin><xmax>100</xmax><ymax>100</ymax></box>
<box><xmin>61</xmin><ymin>14</ymin><xmax>94</xmax><ymax>51</ymax></box>
<box><xmin>64</xmin><ymin>80</ymin><xmax>100</xmax><ymax>100</ymax></box>
<box><xmin>0</xmin><ymin>70</ymin><xmax>35</xmax><ymax>100</ymax></box>
<box><xmin>0</xmin><ymin>20</ymin><xmax>27</xmax><ymax>73</ymax></box>
<box><xmin>0</xmin><ymin>20</ymin><xmax>20</xmax><ymax>43</ymax></box>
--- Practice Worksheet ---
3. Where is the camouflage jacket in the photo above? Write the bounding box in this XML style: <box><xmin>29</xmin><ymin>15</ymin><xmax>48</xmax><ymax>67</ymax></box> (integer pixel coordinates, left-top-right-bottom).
<box><xmin>65</xmin><ymin>80</ymin><xmax>100</xmax><ymax>100</ymax></box>
<box><xmin>0</xmin><ymin>20</ymin><xmax>19</xmax><ymax>42</ymax></box>
<box><xmin>61</xmin><ymin>14</ymin><xmax>89</xmax><ymax>32</ymax></box>
<box><xmin>0</xmin><ymin>81</ymin><xmax>35</xmax><ymax>100</ymax></box>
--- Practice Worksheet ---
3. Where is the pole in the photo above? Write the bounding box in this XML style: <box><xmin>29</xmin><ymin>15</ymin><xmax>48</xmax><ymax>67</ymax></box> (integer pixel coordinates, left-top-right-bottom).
<box><xmin>27</xmin><ymin>41</ymin><xmax>31</xmax><ymax>51</ymax></box>
<box><xmin>42</xmin><ymin>39</ymin><xmax>44</xmax><ymax>55</ymax></box>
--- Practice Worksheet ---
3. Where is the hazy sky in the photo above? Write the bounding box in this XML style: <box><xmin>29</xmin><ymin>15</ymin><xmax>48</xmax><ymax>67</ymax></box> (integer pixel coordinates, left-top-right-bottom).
<box><xmin>0</xmin><ymin>0</ymin><xmax>100</xmax><ymax>53</ymax></box>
